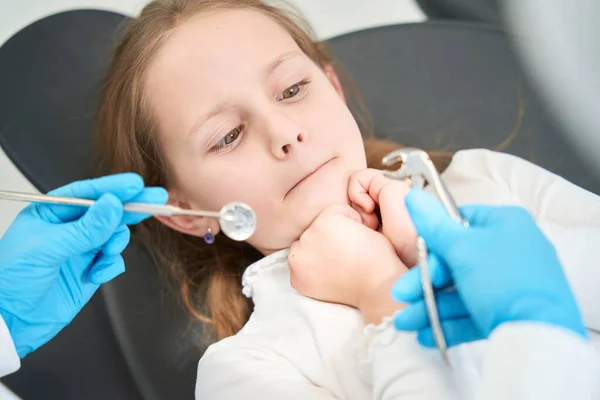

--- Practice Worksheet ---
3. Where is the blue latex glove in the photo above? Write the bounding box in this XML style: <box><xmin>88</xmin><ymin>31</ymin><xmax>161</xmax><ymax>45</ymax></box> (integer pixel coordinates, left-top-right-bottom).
<box><xmin>0</xmin><ymin>174</ymin><xmax>168</xmax><ymax>358</ymax></box>
<box><xmin>392</xmin><ymin>189</ymin><xmax>586</xmax><ymax>348</ymax></box>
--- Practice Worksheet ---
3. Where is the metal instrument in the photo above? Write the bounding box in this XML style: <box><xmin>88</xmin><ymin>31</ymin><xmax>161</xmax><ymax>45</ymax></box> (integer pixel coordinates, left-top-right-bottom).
<box><xmin>382</xmin><ymin>147</ymin><xmax>468</xmax><ymax>366</ymax></box>
<box><xmin>0</xmin><ymin>190</ymin><xmax>257</xmax><ymax>241</ymax></box>
<box><xmin>382</xmin><ymin>148</ymin><xmax>468</xmax><ymax>227</ymax></box>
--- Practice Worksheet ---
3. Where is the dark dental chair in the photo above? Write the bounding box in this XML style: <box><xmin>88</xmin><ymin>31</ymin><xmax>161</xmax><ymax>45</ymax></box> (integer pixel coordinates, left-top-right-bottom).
<box><xmin>0</xmin><ymin>8</ymin><xmax>597</xmax><ymax>400</ymax></box>
<box><xmin>416</xmin><ymin>0</ymin><xmax>502</xmax><ymax>25</ymax></box>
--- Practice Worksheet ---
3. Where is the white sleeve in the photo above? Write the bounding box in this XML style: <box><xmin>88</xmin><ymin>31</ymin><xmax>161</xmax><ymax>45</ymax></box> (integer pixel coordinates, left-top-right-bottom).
<box><xmin>445</xmin><ymin>149</ymin><xmax>600</xmax><ymax>330</ymax></box>
<box><xmin>0</xmin><ymin>315</ymin><xmax>20</xmax><ymax>377</ymax></box>
<box><xmin>360</xmin><ymin>317</ymin><xmax>600</xmax><ymax>400</ymax></box>
<box><xmin>359</xmin><ymin>319</ymin><xmax>467</xmax><ymax>400</ymax></box>
<box><xmin>478</xmin><ymin>322</ymin><xmax>600</xmax><ymax>400</ymax></box>
<box><xmin>195</xmin><ymin>345</ymin><xmax>341</xmax><ymax>399</ymax></box>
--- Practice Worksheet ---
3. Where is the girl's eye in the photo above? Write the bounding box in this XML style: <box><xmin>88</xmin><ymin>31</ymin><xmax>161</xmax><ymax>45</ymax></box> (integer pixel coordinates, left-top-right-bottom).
<box><xmin>277</xmin><ymin>79</ymin><xmax>310</xmax><ymax>101</ymax></box>
<box><xmin>223</xmin><ymin>126</ymin><xmax>241</xmax><ymax>145</ymax></box>
<box><xmin>281</xmin><ymin>84</ymin><xmax>301</xmax><ymax>99</ymax></box>
<box><xmin>212</xmin><ymin>126</ymin><xmax>242</xmax><ymax>153</ymax></box>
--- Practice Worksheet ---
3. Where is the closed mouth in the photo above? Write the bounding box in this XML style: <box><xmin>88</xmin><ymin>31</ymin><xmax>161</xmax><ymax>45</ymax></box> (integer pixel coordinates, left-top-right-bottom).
<box><xmin>285</xmin><ymin>158</ymin><xmax>334</xmax><ymax>198</ymax></box>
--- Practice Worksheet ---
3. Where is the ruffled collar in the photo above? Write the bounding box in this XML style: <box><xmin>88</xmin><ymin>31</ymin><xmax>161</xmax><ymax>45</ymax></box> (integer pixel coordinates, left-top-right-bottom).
<box><xmin>241</xmin><ymin>248</ymin><xmax>290</xmax><ymax>299</ymax></box>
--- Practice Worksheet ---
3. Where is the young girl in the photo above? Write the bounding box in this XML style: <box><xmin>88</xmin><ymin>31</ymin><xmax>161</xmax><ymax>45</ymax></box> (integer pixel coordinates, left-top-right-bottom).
<box><xmin>96</xmin><ymin>0</ymin><xmax>600</xmax><ymax>398</ymax></box>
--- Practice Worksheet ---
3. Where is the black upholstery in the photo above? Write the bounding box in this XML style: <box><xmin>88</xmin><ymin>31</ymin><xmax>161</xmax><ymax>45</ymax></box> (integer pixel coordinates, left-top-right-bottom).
<box><xmin>331</xmin><ymin>22</ymin><xmax>600</xmax><ymax>192</ymax></box>
<box><xmin>1</xmin><ymin>8</ymin><xmax>598</xmax><ymax>400</ymax></box>
<box><xmin>416</xmin><ymin>0</ymin><xmax>502</xmax><ymax>25</ymax></box>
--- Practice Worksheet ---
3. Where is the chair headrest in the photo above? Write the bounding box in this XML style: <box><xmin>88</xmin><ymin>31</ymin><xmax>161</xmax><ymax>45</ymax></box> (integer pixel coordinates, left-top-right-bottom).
<box><xmin>0</xmin><ymin>10</ymin><xmax>128</xmax><ymax>192</ymax></box>
<box><xmin>329</xmin><ymin>22</ymin><xmax>600</xmax><ymax>193</ymax></box>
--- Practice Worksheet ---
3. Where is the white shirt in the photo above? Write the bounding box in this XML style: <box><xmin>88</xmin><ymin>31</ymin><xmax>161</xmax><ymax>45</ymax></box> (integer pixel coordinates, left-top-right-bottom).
<box><xmin>195</xmin><ymin>149</ymin><xmax>600</xmax><ymax>399</ymax></box>
<box><xmin>1</xmin><ymin>149</ymin><xmax>600</xmax><ymax>398</ymax></box>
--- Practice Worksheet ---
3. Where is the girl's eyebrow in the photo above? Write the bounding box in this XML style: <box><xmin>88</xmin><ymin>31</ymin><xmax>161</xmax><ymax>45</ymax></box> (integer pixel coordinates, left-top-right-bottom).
<box><xmin>263</xmin><ymin>50</ymin><xmax>303</xmax><ymax>80</ymax></box>
<box><xmin>188</xmin><ymin>101</ymin><xmax>230</xmax><ymax>139</ymax></box>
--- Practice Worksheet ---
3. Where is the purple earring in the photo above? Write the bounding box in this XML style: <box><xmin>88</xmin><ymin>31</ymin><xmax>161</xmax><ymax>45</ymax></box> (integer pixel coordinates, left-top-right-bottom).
<box><xmin>204</xmin><ymin>228</ymin><xmax>215</xmax><ymax>244</ymax></box>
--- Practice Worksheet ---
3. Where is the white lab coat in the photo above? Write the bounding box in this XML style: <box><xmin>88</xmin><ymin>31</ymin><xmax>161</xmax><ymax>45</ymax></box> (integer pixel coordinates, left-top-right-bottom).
<box><xmin>1</xmin><ymin>149</ymin><xmax>600</xmax><ymax>399</ymax></box>
<box><xmin>0</xmin><ymin>317</ymin><xmax>19</xmax><ymax>378</ymax></box>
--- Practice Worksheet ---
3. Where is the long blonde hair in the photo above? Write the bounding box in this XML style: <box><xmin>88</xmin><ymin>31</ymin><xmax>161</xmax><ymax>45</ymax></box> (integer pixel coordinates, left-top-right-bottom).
<box><xmin>96</xmin><ymin>0</ymin><xmax>452</xmax><ymax>341</ymax></box>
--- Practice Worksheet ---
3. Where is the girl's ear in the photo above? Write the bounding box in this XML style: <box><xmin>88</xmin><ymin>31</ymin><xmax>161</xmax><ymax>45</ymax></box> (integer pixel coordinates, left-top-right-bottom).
<box><xmin>154</xmin><ymin>190</ymin><xmax>221</xmax><ymax>237</ymax></box>
<box><xmin>324</xmin><ymin>64</ymin><xmax>346</xmax><ymax>103</ymax></box>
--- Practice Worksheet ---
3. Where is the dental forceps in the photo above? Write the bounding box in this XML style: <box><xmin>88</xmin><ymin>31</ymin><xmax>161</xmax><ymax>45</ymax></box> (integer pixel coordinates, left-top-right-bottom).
<box><xmin>0</xmin><ymin>190</ymin><xmax>257</xmax><ymax>241</ymax></box>
<box><xmin>382</xmin><ymin>148</ymin><xmax>468</xmax><ymax>366</ymax></box>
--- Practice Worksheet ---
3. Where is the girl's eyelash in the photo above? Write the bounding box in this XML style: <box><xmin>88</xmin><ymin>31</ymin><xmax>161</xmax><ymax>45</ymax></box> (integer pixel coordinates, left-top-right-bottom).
<box><xmin>210</xmin><ymin>126</ymin><xmax>243</xmax><ymax>154</ymax></box>
<box><xmin>278</xmin><ymin>78</ymin><xmax>311</xmax><ymax>101</ymax></box>
<box><xmin>294</xmin><ymin>78</ymin><xmax>311</xmax><ymax>89</ymax></box>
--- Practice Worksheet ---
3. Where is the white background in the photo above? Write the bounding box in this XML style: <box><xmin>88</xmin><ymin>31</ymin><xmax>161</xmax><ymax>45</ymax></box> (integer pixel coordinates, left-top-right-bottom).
<box><xmin>0</xmin><ymin>1</ymin><xmax>424</xmax><ymax>398</ymax></box>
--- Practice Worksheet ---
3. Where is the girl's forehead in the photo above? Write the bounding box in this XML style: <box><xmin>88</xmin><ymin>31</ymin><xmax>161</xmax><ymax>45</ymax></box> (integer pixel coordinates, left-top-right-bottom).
<box><xmin>145</xmin><ymin>8</ymin><xmax>305</xmax><ymax>99</ymax></box>
<box><xmin>164</xmin><ymin>9</ymin><xmax>300</xmax><ymax>62</ymax></box>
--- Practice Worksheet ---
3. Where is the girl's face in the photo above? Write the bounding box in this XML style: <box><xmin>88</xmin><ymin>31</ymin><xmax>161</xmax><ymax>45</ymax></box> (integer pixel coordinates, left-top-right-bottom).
<box><xmin>145</xmin><ymin>9</ymin><xmax>367</xmax><ymax>254</ymax></box>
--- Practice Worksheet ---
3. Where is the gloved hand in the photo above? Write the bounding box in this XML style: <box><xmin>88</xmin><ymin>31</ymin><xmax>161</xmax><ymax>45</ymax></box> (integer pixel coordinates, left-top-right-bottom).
<box><xmin>392</xmin><ymin>189</ymin><xmax>586</xmax><ymax>348</ymax></box>
<box><xmin>0</xmin><ymin>174</ymin><xmax>167</xmax><ymax>358</ymax></box>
